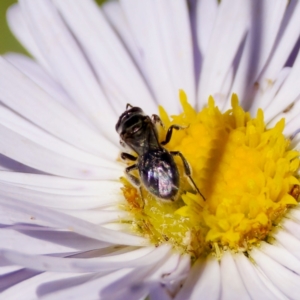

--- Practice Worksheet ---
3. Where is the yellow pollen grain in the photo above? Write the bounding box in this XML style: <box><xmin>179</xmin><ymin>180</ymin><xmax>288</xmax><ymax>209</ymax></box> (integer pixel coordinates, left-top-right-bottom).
<box><xmin>120</xmin><ymin>91</ymin><xmax>300</xmax><ymax>258</ymax></box>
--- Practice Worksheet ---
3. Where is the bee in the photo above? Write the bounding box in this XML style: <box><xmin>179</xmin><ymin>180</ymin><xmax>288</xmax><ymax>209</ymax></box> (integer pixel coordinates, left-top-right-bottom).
<box><xmin>116</xmin><ymin>104</ymin><xmax>205</xmax><ymax>204</ymax></box>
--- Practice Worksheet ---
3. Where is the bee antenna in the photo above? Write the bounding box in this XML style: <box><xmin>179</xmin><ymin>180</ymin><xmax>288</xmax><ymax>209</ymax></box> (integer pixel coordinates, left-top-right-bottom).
<box><xmin>126</xmin><ymin>103</ymin><xmax>133</xmax><ymax>110</ymax></box>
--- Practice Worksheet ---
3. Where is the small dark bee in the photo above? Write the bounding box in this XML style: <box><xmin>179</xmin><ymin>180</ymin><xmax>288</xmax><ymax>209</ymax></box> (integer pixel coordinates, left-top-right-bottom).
<box><xmin>116</xmin><ymin>104</ymin><xmax>205</xmax><ymax>204</ymax></box>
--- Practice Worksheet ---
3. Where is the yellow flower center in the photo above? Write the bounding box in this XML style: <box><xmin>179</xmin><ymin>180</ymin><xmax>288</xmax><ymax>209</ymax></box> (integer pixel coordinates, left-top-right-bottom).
<box><xmin>120</xmin><ymin>91</ymin><xmax>300</xmax><ymax>258</ymax></box>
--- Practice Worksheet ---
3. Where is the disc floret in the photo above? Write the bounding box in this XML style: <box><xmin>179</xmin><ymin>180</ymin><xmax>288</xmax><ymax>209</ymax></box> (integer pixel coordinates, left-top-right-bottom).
<box><xmin>121</xmin><ymin>91</ymin><xmax>300</xmax><ymax>258</ymax></box>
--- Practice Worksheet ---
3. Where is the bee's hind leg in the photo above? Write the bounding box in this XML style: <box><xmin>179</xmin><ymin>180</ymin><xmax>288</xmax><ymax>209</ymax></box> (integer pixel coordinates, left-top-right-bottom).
<box><xmin>170</xmin><ymin>151</ymin><xmax>206</xmax><ymax>201</ymax></box>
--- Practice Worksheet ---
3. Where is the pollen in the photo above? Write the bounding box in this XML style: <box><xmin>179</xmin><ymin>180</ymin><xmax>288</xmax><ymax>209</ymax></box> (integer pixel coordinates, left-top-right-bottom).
<box><xmin>120</xmin><ymin>91</ymin><xmax>300</xmax><ymax>258</ymax></box>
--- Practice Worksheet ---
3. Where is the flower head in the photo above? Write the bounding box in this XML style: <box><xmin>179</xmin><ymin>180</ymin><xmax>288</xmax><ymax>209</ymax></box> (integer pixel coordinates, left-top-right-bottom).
<box><xmin>1</xmin><ymin>0</ymin><xmax>300</xmax><ymax>299</ymax></box>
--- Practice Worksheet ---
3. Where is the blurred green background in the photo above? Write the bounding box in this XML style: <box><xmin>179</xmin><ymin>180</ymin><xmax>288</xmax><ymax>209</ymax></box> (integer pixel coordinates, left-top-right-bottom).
<box><xmin>0</xmin><ymin>0</ymin><xmax>106</xmax><ymax>55</ymax></box>
<box><xmin>0</xmin><ymin>0</ymin><xmax>25</xmax><ymax>54</ymax></box>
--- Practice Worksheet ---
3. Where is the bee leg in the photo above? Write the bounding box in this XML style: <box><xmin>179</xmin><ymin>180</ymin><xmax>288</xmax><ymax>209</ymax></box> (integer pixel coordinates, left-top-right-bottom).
<box><xmin>125</xmin><ymin>164</ymin><xmax>145</xmax><ymax>208</ymax></box>
<box><xmin>170</xmin><ymin>151</ymin><xmax>206</xmax><ymax>201</ymax></box>
<box><xmin>119</xmin><ymin>140</ymin><xmax>126</xmax><ymax>148</ymax></box>
<box><xmin>161</xmin><ymin>124</ymin><xmax>187</xmax><ymax>145</ymax></box>
<box><xmin>121</xmin><ymin>152</ymin><xmax>137</xmax><ymax>161</ymax></box>
<box><xmin>126</xmin><ymin>103</ymin><xmax>133</xmax><ymax>110</ymax></box>
<box><xmin>151</xmin><ymin>114</ymin><xmax>165</xmax><ymax>129</ymax></box>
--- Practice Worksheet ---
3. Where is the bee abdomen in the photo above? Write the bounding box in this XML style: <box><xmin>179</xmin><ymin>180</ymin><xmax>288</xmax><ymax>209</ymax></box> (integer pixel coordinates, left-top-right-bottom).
<box><xmin>139</xmin><ymin>151</ymin><xmax>179</xmax><ymax>200</ymax></box>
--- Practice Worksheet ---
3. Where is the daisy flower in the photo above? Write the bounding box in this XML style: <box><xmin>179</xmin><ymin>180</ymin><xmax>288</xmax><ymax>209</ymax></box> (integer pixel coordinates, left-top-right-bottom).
<box><xmin>1</xmin><ymin>0</ymin><xmax>300</xmax><ymax>299</ymax></box>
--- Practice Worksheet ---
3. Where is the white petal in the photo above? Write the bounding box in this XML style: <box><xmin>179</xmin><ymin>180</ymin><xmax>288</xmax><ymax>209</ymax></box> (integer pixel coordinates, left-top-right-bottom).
<box><xmin>59</xmin><ymin>209</ymin><xmax>130</xmax><ymax>224</ymax></box>
<box><xmin>0</xmin><ymin>227</ymin><xmax>107</xmax><ymax>254</ymax></box>
<box><xmin>4</xmin><ymin>53</ymin><xmax>92</xmax><ymax>126</ymax></box>
<box><xmin>234</xmin><ymin>252</ymin><xmax>284</xmax><ymax>299</ymax></box>
<box><xmin>6</xmin><ymin>4</ymin><xmax>52</xmax><ymax>74</ymax></box>
<box><xmin>251</xmin><ymin>67</ymin><xmax>291</xmax><ymax>115</ymax></box>
<box><xmin>0</xmin><ymin>95</ymin><xmax>120</xmax><ymax>171</ymax></box>
<box><xmin>0</xmin><ymin>57</ymin><xmax>119</xmax><ymax>158</ymax></box>
<box><xmin>1</xmin><ymin>271</ymin><xmax>96</xmax><ymax>300</ymax></box>
<box><xmin>259</xmin><ymin>0</ymin><xmax>300</xmax><ymax>83</ymax></box>
<box><xmin>0</xmin><ymin>268</ymin><xmax>41</xmax><ymax>296</ymax></box>
<box><xmin>198</xmin><ymin>0</ymin><xmax>250</xmax><ymax>107</ymax></box>
<box><xmin>0</xmin><ymin>266</ymin><xmax>22</xmax><ymax>276</ymax></box>
<box><xmin>196</xmin><ymin>0</ymin><xmax>218</xmax><ymax>57</ymax></box>
<box><xmin>259</xmin><ymin>241</ymin><xmax>300</xmax><ymax>275</ymax></box>
<box><xmin>0</xmin><ymin>172</ymin><xmax>118</xmax><ymax>193</ymax></box>
<box><xmin>281</xmin><ymin>217</ymin><xmax>300</xmax><ymax>241</ymax></box>
<box><xmin>150</xmin><ymin>0</ymin><xmax>196</xmax><ymax>106</ymax></box>
<box><xmin>0</xmin><ymin>154</ymin><xmax>44</xmax><ymax>174</ymax></box>
<box><xmin>0</xmin><ymin>196</ymin><xmax>146</xmax><ymax>246</ymax></box>
<box><xmin>187</xmin><ymin>0</ymin><xmax>201</xmax><ymax>87</ymax></box>
<box><xmin>36</xmin><ymin>273</ymin><xmax>101</xmax><ymax>299</ymax></box>
<box><xmin>0</xmin><ymin>246</ymin><xmax>167</xmax><ymax>273</ymax></box>
<box><xmin>254</xmin><ymin>268</ymin><xmax>288</xmax><ymax>300</ymax></box>
<box><xmin>282</xmin><ymin>97</ymin><xmax>300</xmax><ymax>138</ymax></box>
<box><xmin>2</xmin><ymin>227</ymin><xmax>55</xmax><ymax>256</ymax></box>
<box><xmin>0</xmin><ymin>122</ymin><xmax>121</xmax><ymax>180</ymax></box>
<box><xmin>120</xmin><ymin>0</ymin><xmax>194</xmax><ymax>113</ymax></box>
<box><xmin>220</xmin><ymin>251</ymin><xmax>250</xmax><ymax>300</ymax></box>
<box><xmin>229</xmin><ymin>0</ymin><xmax>287</xmax><ymax>109</ymax></box>
<box><xmin>53</xmin><ymin>0</ymin><xmax>156</xmax><ymax>115</ymax></box>
<box><xmin>1</xmin><ymin>246</ymin><xmax>171</xmax><ymax>299</ymax></box>
<box><xmin>19</xmin><ymin>0</ymin><xmax>117</xmax><ymax>137</ymax></box>
<box><xmin>175</xmin><ymin>256</ymin><xmax>221</xmax><ymax>300</ymax></box>
<box><xmin>149</xmin><ymin>284</ymin><xmax>172</xmax><ymax>300</ymax></box>
<box><xmin>0</xmin><ymin>204</ymin><xmax>51</xmax><ymax>227</ymax></box>
<box><xmin>98</xmin><ymin>266</ymin><xmax>151</xmax><ymax>300</ymax></box>
<box><xmin>287</xmin><ymin>208</ymin><xmax>300</xmax><ymax>224</ymax></box>
<box><xmin>42</xmin><ymin>269</ymin><xmax>133</xmax><ymax>300</ymax></box>
<box><xmin>113</xmin><ymin>253</ymin><xmax>183</xmax><ymax>300</ymax></box>
<box><xmin>275</xmin><ymin>226</ymin><xmax>300</xmax><ymax>261</ymax></box>
<box><xmin>102</xmin><ymin>0</ymin><xmax>148</xmax><ymax>79</ymax></box>
<box><xmin>0</xmin><ymin>180</ymin><xmax>123</xmax><ymax>210</ymax></box>
<box><xmin>251</xmin><ymin>247</ymin><xmax>300</xmax><ymax>299</ymax></box>
<box><xmin>103</xmin><ymin>253</ymin><xmax>181</xmax><ymax>300</ymax></box>
<box><xmin>161</xmin><ymin>255</ymin><xmax>190</xmax><ymax>297</ymax></box>
<box><xmin>264</xmin><ymin>50</ymin><xmax>300</xmax><ymax>122</ymax></box>
<box><xmin>0</xmin><ymin>173</ymin><xmax>128</xmax><ymax>211</ymax></box>
<box><xmin>147</xmin><ymin>253</ymin><xmax>182</xmax><ymax>280</ymax></box>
